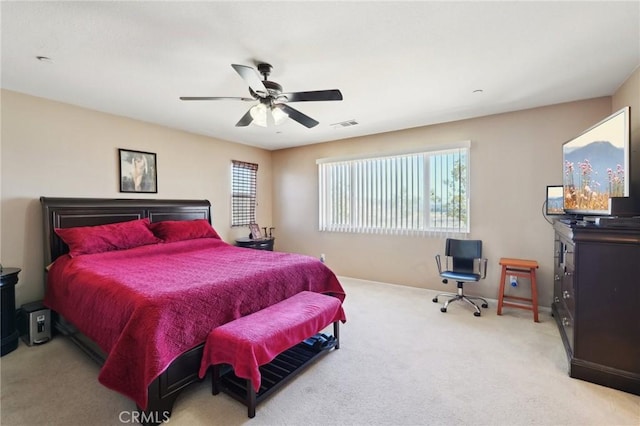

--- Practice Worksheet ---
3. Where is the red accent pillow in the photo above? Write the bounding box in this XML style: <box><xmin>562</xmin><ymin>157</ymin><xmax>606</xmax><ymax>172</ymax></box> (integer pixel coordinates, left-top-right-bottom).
<box><xmin>149</xmin><ymin>219</ymin><xmax>220</xmax><ymax>243</ymax></box>
<box><xmin>55</xmin><ymin>218</ymin><xmax>160</xmax><ymax>257</ymax></box>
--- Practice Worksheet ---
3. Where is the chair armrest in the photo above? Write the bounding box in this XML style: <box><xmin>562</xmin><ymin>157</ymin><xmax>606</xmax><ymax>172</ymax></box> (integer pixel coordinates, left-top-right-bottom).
<box><xmin>478</xmin><ymin>258</ymin><xmax>488</xmax><ymax>279</ymax></box>
<box><xmin>435</xmin><ymin>254</ymin><xmax>443</xmax><ymax>274</ymax></box>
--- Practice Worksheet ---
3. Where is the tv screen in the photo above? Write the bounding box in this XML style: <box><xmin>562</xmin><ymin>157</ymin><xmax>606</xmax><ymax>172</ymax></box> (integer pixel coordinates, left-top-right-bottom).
<box><xmin>546</xmin><ymin>185</ymin><xmax>564</xmax><ymax>215</ymax></box>
<box><xmin>562</xmin><ymin>106</ymin><xmax>630</xmax><ymax>216</ymax></box>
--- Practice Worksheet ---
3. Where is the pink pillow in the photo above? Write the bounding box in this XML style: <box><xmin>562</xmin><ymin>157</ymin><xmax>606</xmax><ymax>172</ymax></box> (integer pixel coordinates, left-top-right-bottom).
<box><xmin>149</xmin><ymin>219</ymin><xmax>220</xmax><ymax>243</ymax></box>
<box><xmin>55</xmin><ymin>218</ymin><xmax>160</xmax><ymax>257</ymax></box>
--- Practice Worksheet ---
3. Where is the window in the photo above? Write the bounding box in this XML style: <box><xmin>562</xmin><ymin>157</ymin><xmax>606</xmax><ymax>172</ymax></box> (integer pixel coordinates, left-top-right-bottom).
<box><xmin>317</xmin><ymin>142</ymin><xmax>470</xmax><ymax>236</ymax></box>
<box><xmin>231</xmin><ymin>160</ymin><xmax>258</xmax><ymax>227</ymax></box>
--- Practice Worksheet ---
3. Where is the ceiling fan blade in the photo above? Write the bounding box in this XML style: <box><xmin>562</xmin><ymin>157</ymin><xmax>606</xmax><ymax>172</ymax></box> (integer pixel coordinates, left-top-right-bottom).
<box><xmin>235</xmin><ymin>109</ymin><xmax>253</xmax><ymax>127</ymax></box>
<box><xmin>180</xmin><ymin>96</ymin><xmax>254</xmax><ymax>101</ymax></box>
<box><xmin>231</xmin><ymin>64</ymin><xmax>268</xmax><ymax>98</ymax></box>
<box><xmin>280</xmin><ymin>89</ymin><xmax>343</xmax><ymax>102</ymax></box>
<box><xmin>276</xmin><ymin>104</ymin><xmax>319</xmax><ymax>128</ymax></box>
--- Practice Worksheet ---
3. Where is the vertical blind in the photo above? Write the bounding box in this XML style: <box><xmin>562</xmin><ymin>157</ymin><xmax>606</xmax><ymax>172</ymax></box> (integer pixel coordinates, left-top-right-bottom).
<box><xmin>231</xmin><ymin>160</ymin><xmax>258</xmax><ymax>227</ymax></box>
<box><xmin>317</xmin><ymin>143</ymin><xmax>470</xmax><ymax>236</ymax></box>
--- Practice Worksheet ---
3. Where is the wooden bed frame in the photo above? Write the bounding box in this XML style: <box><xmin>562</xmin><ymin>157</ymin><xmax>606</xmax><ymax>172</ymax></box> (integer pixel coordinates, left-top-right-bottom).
<box><xmin>40</xmin><ymin>197</ymin><xmax>214</xmax><ymax>424</ymax></box>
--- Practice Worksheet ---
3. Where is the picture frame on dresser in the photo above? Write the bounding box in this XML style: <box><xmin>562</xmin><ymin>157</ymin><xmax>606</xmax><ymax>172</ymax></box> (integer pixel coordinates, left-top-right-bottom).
<box><xmin>119</xmin><ymin>149</ymin><xmax>157</xmax><ymax>193</ymax></box>
<box><xmin>545</xmin><ymin>185</ymin><xmax>564</xmax><ymax>215</ymax></box>
<box><xmin>249</xmin><ymin>223</ymin><xmax>262</xmax><ymax>239</ymax></box>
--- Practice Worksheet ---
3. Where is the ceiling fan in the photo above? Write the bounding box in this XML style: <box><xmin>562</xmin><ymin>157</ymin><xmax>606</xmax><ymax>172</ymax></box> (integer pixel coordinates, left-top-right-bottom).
<box><xmin>180</xmin><ymin>63</ymin><xmax>343</xmax><ymax>128</ymax></box>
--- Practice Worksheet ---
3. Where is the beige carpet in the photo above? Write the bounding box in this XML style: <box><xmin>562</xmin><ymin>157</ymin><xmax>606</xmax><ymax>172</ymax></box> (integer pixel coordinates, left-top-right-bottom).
<box><xmin>1</xmin><ymin>277</ymin><xmax>639</xmax><ymax>426</ymax></box>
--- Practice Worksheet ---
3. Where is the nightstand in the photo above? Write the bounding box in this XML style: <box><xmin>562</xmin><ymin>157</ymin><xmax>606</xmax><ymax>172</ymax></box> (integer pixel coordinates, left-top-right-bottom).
<box><xmin>1</xmin><ymin>268</ymin><xmax>21</xmax><ymax>356</ymax></box>
<box><xmin>235</xmin><ymin>237</ymin><xmax>275</xmax><ymax>251</ymax></box>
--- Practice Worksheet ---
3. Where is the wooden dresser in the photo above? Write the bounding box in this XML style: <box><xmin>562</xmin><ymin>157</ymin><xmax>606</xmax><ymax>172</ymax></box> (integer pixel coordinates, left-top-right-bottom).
<box><xmin>1</xmin><ymin>268</ymin><xmax>20</xmax><ymax>356</ymax></box>
<box><xmin>552</xmin><ymin>220</ymin><xmax>640</xmax><ymax>395</ymax></box>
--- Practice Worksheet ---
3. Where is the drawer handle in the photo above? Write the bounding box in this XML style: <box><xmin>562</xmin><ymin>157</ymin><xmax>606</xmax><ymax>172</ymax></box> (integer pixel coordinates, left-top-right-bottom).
<box><xmin>554</xmin><ymin>274</ymin><xmax>560</xmax><ymax>281</ymax></box>
<box><xmin>562</xmin><ymin>290</ymin><xmax>570</xmax><ymax>299</ymax></box>
<box><xmin>554</xmin><ymin>296</ymin><xmax>560</xmax><ymax>303</ymax></box>
<box><xmin>562</xmin><ymin>317</ymin><xmax>571</xmax><ymax>327</ymax></box>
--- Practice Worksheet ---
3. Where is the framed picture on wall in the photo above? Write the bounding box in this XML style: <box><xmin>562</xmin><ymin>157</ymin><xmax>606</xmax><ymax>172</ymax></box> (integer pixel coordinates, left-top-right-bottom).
<box><xmin>119</xmin><ymin>149</ymin><xmax>157</xmax><ymax>193</ymax></box>
<box><xmin>249</xmin><ymin>223</ymin><xmax>262</xmax><ymax>239</ymax></box>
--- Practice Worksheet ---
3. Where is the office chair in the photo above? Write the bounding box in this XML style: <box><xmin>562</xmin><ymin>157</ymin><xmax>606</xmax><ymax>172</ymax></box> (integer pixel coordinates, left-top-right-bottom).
<box><xmin>432</xmin><ymin>238</ymin><xmax>488</xmax><ymax>317</ymax></box>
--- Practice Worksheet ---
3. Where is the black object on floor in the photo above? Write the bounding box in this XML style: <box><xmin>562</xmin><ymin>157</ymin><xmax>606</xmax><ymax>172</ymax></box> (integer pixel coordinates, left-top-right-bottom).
<box><xmin>302</xmin><ymin>333</ymin><xmax>337</xmax><ymax>352</ymax></box>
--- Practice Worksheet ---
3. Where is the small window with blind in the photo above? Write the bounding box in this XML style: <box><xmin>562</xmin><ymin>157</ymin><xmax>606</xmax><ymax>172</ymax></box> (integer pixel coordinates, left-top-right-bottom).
<box><xmin>317</xmin><ymin>141</ymin><xmax>470</xmax><ymax>236</ymax></box>
<box><xmin>231</xmin><ymin>160</ymin><xmax>258</xmax><ymax>227</ymax></box>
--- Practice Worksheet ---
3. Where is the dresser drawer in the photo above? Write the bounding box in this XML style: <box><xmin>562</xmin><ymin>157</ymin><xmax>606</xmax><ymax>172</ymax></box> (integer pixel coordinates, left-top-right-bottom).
<box><xmin>556</xmin><ymin>300</ymin><xmax>574</xmax><ymax>353</ymax></box>
<box><xmin>563</xmin><ymin>245</ymin><xmax>574</xmax><ymax>269</ymax></box>
<box><xmin>560</xmin><ymin>267</ymin><xmax>575</xmax><ymax>316</ymax></box>
<box><xmin>235</xmin><ymin>237</ymin><xmax>275</xmax><ymax>251</ymax></box>
<box><xmin>247</xmin><ymin>240</ymin><xmax>273</xmax><ymax>250</ymax></box>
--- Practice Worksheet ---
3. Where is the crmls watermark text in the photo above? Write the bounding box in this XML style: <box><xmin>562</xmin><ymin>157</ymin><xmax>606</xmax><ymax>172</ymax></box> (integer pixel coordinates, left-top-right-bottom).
<box><xmin>119</xmin><ymin>411</ymin><xmax>170</xmax><ymax>424</ymax></box>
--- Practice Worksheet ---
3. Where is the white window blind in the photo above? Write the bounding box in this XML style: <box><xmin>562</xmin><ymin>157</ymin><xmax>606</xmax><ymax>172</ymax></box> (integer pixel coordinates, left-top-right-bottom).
<box><xmin>231</xmin><ymin>160</ymin><xmax>258</xmax><ymax>227</ymax></box>
<box><xmin>318</xmin><ymin>143</ymin><xmax>470</xmax><ymax>236</ymax></box>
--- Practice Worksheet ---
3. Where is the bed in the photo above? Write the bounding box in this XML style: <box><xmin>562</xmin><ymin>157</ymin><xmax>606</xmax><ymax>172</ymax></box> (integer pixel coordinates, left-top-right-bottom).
<box><xmin>40</xmin><ymin>197</ymin><xmax>345</xmax><ymax>422</ymax></box>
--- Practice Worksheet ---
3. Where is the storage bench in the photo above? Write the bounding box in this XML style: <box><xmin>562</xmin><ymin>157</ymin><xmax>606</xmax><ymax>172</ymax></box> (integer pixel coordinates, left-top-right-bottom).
<box><xmin>198</xmin><ymin>291</ymin><xmax>345</xmax><ymax>417</ymax></box>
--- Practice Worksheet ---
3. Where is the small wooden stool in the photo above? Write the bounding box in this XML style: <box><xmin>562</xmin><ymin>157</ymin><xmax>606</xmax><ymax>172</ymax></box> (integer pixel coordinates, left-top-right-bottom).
<box><xmin>497</xmin><ymin>258</ymin><xmax>539</xmax><ymax>322</ymax></box>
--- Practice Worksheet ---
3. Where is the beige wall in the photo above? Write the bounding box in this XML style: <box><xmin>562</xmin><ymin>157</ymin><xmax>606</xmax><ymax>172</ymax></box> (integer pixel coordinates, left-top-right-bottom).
<box><xmin>272</xmin><ymin>98</ymin><xmax>619</xmax><ymax>307</ymax></box>
<box><xmin>613</xmin><ymin>66</ymin><xmax>640</xmax><ymax>195</ymax></box>
<box><xmin>1</xmin><ymin>89</ymin><xmax>273</xmax><ymax>306</ymax></box>
<box><xmin>613</xmin><ymin>66</ymin><xmax>640</xmax><ymax>135</ymax></box>
<box><xmin>2</xmin><ymin>67</ymin><xmax>638</xmax><ymax>309</ymax></box>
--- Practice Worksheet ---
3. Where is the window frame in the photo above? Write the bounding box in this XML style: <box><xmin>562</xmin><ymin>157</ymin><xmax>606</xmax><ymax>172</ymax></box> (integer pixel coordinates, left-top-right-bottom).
<box><xmin>317</xmin><ymin>141</ymin><xmax>470</xmax><ymax>236</ymax></box>
<box><xmin>230</xmin><ymin>160</ymin><xmax>259</xmax><ymax>227</ymax></box>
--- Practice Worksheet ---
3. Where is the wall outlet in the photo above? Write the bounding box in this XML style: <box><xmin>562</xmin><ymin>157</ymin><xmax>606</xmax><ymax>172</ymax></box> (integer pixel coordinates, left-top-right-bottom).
<box><xmin>510</xmin><ymin>275</ymin><xmax>518</xmax><ymax>287</ymax></box>
<box><xmin>320</xmin><ymin>253</ymin><xmax>326</xmax><ymax>263</ymax></box>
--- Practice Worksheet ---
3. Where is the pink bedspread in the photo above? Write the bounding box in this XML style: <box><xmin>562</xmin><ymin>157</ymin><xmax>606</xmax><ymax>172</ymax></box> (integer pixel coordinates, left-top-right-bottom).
<box><xmin>44</xmin><ymin>238</ymin><xmax>345</xmax><ymax>409</ymax></box>
<box><xmin>199</xmin><ymin>290</ymin><xmax>345</xmax><ymax>392</ymax></box>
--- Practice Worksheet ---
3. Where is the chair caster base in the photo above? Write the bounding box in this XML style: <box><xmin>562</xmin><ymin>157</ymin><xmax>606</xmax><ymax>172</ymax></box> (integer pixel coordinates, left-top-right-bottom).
<box><xmin>433</xmin><ymin>292</ymin><xmax>487</xmax><ymax>317</ymax></box>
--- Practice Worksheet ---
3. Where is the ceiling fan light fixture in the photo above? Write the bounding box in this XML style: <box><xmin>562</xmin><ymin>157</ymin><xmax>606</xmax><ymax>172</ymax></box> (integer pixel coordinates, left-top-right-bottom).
<box><xmin>181</xmin><ymin>63</ymin><xmax>343</xmax><ymax>129</ymax></box>
<box><xmin>249</xmin><ymin>103</ymin><xmax>287</xmax><ymax>127</ymax></box>
<box><xmin>272</xmin><ymin>107</ymin><xmax>287</xmax><ymax>124</ymax></box>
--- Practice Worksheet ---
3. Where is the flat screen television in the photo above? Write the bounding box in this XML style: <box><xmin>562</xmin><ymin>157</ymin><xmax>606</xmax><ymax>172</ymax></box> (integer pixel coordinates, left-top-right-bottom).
<box><xmin>562</xmin><ymin>106</ymin><xmax>630</xmax><ymax>216</ymax></box>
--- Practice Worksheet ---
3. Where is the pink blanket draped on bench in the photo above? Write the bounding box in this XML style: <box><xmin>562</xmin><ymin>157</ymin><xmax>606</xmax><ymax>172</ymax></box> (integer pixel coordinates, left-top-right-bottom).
<box><xmin>44</xmin><ymin>238</ymin><xmax>345</xmax><ymax>409</ymax></box>
<box><xmin>198</xmin><ymin>290</ymin><xmax>345</xmax><ymax>392</ymax></box>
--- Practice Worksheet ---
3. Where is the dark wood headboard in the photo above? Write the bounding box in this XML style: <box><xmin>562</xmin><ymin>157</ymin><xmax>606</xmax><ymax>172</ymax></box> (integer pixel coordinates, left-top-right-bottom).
<box><xmin>40</xmin><ymin>197</ymin><xmax>212</xmax><ymax>265</ymax></box>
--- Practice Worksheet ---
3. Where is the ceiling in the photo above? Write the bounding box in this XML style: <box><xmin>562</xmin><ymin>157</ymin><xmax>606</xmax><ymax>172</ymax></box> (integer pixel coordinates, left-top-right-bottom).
<box><xmin>2</xmin><ymin>2</ymin><xmax>639</xmax><ymax>151</ymax></box>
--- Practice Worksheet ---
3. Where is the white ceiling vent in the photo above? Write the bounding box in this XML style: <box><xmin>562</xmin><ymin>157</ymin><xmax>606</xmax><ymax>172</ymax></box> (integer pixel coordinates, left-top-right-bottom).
<box><xmin>332</xmin><ymin>120</ymin><xmax>359</xmax><ymax>128</ymax></box>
